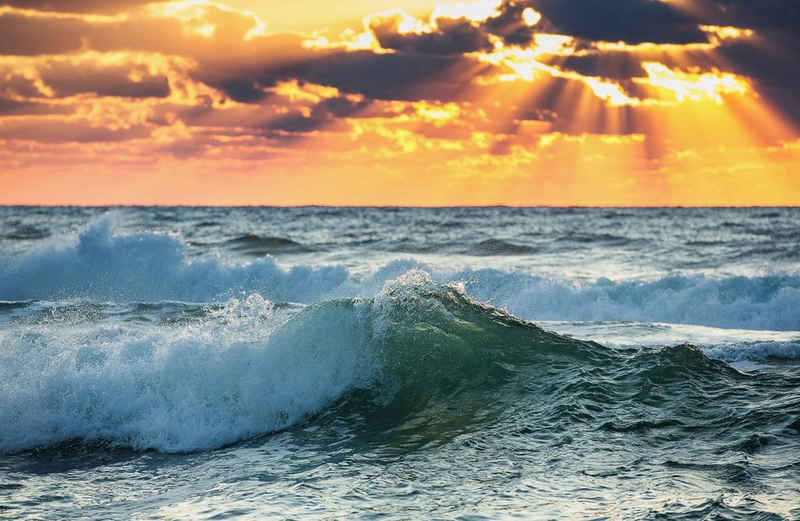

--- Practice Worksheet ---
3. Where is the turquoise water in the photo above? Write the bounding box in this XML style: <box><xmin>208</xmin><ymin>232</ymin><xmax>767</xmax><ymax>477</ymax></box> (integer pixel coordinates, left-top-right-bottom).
<box><xmin>1</xmin><ymin>207</ymin><xmax>799</xmax><ymax>520</ymax></box>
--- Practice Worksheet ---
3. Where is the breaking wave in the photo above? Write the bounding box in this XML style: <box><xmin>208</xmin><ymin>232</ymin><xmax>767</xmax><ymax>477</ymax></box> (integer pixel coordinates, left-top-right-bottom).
<box><xmin>3</xmin><ymin>271</ymin><xmax>795</xmax><ymax>455</ymax></box>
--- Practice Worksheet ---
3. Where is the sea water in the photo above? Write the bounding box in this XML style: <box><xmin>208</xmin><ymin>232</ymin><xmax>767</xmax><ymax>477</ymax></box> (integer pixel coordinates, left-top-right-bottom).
<box><xmin>0</xmin><ymin>207</ymin><xmax>798</xmax><ymax>520</ymax></box>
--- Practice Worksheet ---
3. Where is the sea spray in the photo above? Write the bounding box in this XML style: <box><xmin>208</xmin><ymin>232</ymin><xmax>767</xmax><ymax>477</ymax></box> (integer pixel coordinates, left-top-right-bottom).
<box><xmin>0</xmin><ymin>294</ymin><xmax>379</xmax><ymax>453</ymax></box>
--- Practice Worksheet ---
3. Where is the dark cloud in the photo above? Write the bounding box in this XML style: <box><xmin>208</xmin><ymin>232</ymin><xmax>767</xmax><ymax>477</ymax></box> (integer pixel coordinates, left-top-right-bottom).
<box><xmin>212</xmin><ymin>79</ymin><xmax>268</xmax><ymax>103</ymax></box>
<box><xmin>716</xmin><ymin>33</ymin><xmax>800</xmax><ymax>125</ymax></box>
<box><xmin>0</xmin><ymin>97</ymin><xmax>72</xmax><ymax>116</ymax></box>
<box><xmin>258</xmin><ymin>51</ymin><xmax>494</xmax><ymax>101</ymax></box>
<box><xmin>39</xmin><ymin>62</ymin><xmax>170</xmax><ymax>98</ymax></box>
<box><xmin>0</xmin><ymin>1</ymin><xmax>164</xmax><ymax>13</ymax></box>
<box><xmin>369</xmin><ymin>15</ymin><xmax>493</xmax><ymax>55</ymax></box>
<box><xmin>544</xmin><ymin>52</ymin><xmax>647</xmax><ymax>80</ymax></box>
<box><xmin>0</xmin><ymin>118</ymin><xmax>150</xmax><ymax>142</ymax></box>
<box><xmin>529</xmin><ymin>0</ymin><xmax>708</xmax><ymax>44</ymax></box>
<box><xmin>481</xmin><ymin>2</ymin><xmax>539</xmax><ymax>45</ymax></box>
<box><xmin>684</xmin><ymin>0</ymin><xmax>800</xmax><ymax>30</ymax></box>
<box><xmin>0</xmin><ymin>73</ymin><xmax>45</xmax><ymax>99</ymax></box>
<box><xmin>314</xmin><ymin>95</ymin><xmax>371</xmax><ymax>118</ymax></box>
<box><xmin>145</xmin><ymin>88</ymin><xmax>372</xmax><ymax>140</ymax></box>
<box><xmin>0</xmin><ymin>6</ymin><xmax>266</xmax><ymax>57</ymax></box>
<box><xmin>0</xmin><ymin>13</ymin><xmax>86</xmax><ymax>54</ymax></box>
<box><xmin>265</xmin><ymin>96</ymin><xmax>368</xmax><ymax>133</ymax></box>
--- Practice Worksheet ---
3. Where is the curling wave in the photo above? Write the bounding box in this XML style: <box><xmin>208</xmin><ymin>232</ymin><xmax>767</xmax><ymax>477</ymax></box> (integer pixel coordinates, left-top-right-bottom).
<box><xmin>3</xmin><ymin>271</ymin><xmax>791</xmax><ymax>455</ymax></box>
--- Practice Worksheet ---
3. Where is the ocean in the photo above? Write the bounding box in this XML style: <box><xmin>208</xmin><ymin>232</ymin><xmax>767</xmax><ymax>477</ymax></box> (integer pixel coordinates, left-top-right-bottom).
<box><xmin>0</xmin><ymin>206</ymin><xmax>798</xmax><ymax>520</ymax></box>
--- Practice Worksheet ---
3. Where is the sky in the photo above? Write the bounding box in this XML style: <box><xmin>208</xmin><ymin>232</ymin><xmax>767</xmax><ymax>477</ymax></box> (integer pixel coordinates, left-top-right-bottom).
<box><xmin>0</xmin><ymin>0</ymin><xmax>799</xmax><ymax>205</ymax></box>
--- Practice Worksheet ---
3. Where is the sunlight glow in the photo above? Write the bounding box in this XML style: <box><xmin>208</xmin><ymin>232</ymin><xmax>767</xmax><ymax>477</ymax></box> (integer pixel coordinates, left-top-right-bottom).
<box><xmin>273</xmin><ymin>80</ymin><xmax>342</xmax><ymax>104</ymax></box>
<box><xmin>640</xmin><ymin>62</ymin><xmax>748</xmax><ymax>104</ymax></box>
<box><xmin>148</xmin><ymin>0</ymin><xmax>266</xmax><ymax>40</ymax></box>
<box><xmin>414</xmin><ymin>101</ymin><xmax>462</xmax><ymax>122</ymax></box>
<box><xmin>522</xmin><ymin>8</ymin><xmax>542</xmax><ymax>27</ymax></box>
<box><xmin>431</xmin><ymin>0</ymin><xmax>502</xmax><ymax>23</ymax></box>
<box><xmin>699</xmin><ymin>25</ymin><xmax>755</xmax><ymax>42</ymax></box>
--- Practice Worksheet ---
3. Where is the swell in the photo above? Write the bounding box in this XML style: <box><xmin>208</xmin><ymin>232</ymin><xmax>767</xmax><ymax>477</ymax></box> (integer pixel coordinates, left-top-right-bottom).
<box><xmin>191</xmin><ymin>234</ymin><xmax>315</xmax><ymax>256</ymax></box>
<box><xmin>3</xmin><ymin>272</ymin><xmax>795</xmax><ymax>455</ymax></box>
<box><xmin>464</xmin><ymin>238</ymin><xmax>537</xmax><ymax>256</ymax></box>
<box><xmin>0</xmin><ymin>273</ymin><xmax>592</xmax><ymax>453</ymax></box>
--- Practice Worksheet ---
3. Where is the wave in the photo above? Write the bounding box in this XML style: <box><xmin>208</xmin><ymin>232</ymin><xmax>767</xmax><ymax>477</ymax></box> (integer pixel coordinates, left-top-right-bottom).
<box><xmin>0</xmin><ymin>218</ymin><xmax>345</xmax><ymax>303</ymax></box>
<box><xmin>3</xmin><ymin>224</ymin><xmax>50</xmax><ymax>240</ymax></box>
<box><xmin>3</xmin><ymin>271</ymin><xmax>788</xmax><ymax>455</ymax></box>
<box><xmin>223</xmin><ymin>234</ymin><xmax>314</xmax><ymax>256</ymax></box>
<box><xmin>703</xmin><ymin>341</ymin><xmax>800</xmax><ymax>363</ymax></box>
<box><xmin>0</xmin><ymin>291</ymin><xmax>379</xmax><ymax>453</ymax></box>
<box><xmin>465</xmin><ymin>238</ymin><xmax>537</xmax><ymax>256</ymax></box>
<box><xmin>1</xmin><ymin>220</ymin><xmax>799</xmax><ymax>331</ymax></box>
<box><xmin>0</xmin><ymin>274</ymin><xmax>519</xmax><ymax>453</ymax></box>
<box><xmin>456</xmin><ymin>268</ymin><xmax>800</xmax><ymax>331</ymax></box>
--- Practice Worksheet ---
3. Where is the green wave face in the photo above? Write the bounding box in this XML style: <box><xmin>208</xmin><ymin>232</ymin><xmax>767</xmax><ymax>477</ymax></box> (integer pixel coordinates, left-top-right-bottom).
<box><xmin>298</xmin><ymin>273</ymin><xmax>796</xmax><ymax>458</ymax></box>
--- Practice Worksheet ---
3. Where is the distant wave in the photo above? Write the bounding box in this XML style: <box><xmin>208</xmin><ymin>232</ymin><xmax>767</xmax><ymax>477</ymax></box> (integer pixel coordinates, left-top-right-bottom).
<box><xmin>0</xmin><ymin>219</ymin><xmax>345</xmax><ymax>303</ymax></box>
<box><xmin>1</xmin><ymin>219</ymin><xmax>798</xmax><ymax>331</ymax></box>
<box><xmin>704</xmin><ymin>341</ymin><xmax>800</xmax><ymax>362</ymax></box>
<box><xmin>466</xmin><ymin>238</ymin><xmax>537</xmax><ymax>256</ymax></box>
<box><xmin>223</xmin><ymin>234</ymin><xmax>314</xmax><ymax>256</ymax></box>
<box><xmin>189</xmin><ymin>234</ymin><xmax>314</xmax><ymax>256</ymax></box>
<box><xmin>3</xmin><ymin>224</ymin><xmax>50</xmax><ymax>240</ymax></box>
<box><xmin>455</xmin><ymin>267</ymin><xmax>800</xmax><ymax>332</ymax></box>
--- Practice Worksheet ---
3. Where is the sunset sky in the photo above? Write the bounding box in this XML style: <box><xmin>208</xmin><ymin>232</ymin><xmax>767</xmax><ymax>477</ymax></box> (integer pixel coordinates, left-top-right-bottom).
<box><xmin>0</xmin><ymin>0</ymin><xmax>799</xmax><ymax>205</ymax></box>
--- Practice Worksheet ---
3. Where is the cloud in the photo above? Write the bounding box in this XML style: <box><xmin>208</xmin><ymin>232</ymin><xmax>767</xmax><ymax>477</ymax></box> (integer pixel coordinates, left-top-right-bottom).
<box><xmin>0</xmin><ymin>117</ymin><xmax>151</xmax><ymax>142</ymax></box>
<box><xmin>0</xmin><ymin>53</ymin><xmax>201</xmax><ymax>107</ymax></box>
<box><xmin>261</xmin><ymin>51</ymin><xmax>492</xmax><ymax>101</ymax></box>
<box><xmin>480</xmin><ymin>2</ymin><xmax>539</xmax><ymax>45</ymax></box>
<box><xmin>368</xmin><ymin>12</ymin><xmax>493</xmax><ymax>55</ymax></box>
<box><xmin>0</xmin><ymin>97</ymin><xmax>71</xmax><ymax>115</ymax></box>
<box><xmin>530</xmin><ymin>0</ymin><xmax>708</xmax><ymax>44</ymax></box>
<box><xmin>466</xmin><ymin>0</ymin><xmax>712</xmax><ymax>47</ymax></box>
<box><xmin>0</xmin><ymin>1</ymin><xmax>162</xmax><ymax>13</ymax></box>
<box><xmin>37</xmin><ymin>60</ymin><xmax>170</xmax><ymax>98</ymax></box>
<box><xmin>676</xmin><ymin>0</ymin><xmax>800</xmax><ymax>30</ymax></box>
<box><xmin>0</xmin><ymin>4</ymin><xmax>265</xmax><ymax>57</ymax></box>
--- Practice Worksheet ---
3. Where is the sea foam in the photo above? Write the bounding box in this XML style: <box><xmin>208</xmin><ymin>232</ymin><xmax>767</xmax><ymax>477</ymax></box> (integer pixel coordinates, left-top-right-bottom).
<box><xmin>0</xmin><ymin>294</ymin><xmax>379</xmax><ymax>453</ymax></box>
<box><xmin>0</xmin><ymin>218</ymin><xmax>346</xmax><ymax>303</ymax></box>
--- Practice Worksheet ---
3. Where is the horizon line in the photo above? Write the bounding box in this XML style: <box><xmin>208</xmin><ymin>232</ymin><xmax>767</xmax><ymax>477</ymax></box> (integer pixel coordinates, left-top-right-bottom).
<box><xmin>1</xmin><ymin>204</ymin><xmax>799</xmax><ymax>209</ymax></box>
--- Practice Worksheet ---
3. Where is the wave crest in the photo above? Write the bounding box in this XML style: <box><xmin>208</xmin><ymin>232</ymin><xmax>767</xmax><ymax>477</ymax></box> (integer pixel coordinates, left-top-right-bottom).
<box><xmin>0</xmin><ymin>218</ymin><xmax>344</xmax><ymax>303</ymax></box>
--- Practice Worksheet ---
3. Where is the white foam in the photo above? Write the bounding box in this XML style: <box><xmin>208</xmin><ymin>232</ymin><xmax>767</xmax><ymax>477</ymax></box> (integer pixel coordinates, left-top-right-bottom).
<box><xmin>703</xmin><ymin>341</ymin><xmax>800</xmax><ymax>363</ymax></box>
<box><xmin>0</xmin><ymin>217</ymin><xmax>347</xmax><ymax>303</ymax></box>
<box><xmin>537</xmin><ymin>320</ymin><xmax>800</xmax><ymax>363</ymax></box>
<box><xmin>450</xmin><ymin>269</ymin><xmax>800</xmax><ymax>332</ymax></box>
<box><xmin>0</xmin><ymin>295</ymin><xmax>379</xmax><ymax>453</ymax></box>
